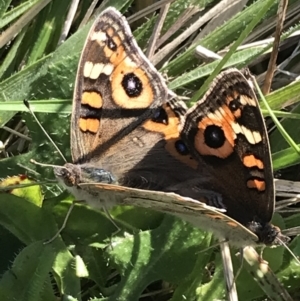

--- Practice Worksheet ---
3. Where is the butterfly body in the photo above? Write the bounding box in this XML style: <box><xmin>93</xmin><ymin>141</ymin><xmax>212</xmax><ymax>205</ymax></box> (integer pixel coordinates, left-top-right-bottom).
<box><xmin>54</xmin><ymin>7</ymin><xmax>289</xmax><ymax>247</ymax></box>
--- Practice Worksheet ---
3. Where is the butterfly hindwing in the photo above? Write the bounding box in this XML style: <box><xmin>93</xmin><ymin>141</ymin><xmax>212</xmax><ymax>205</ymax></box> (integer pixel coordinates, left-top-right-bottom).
<box><xmin>181</xmin><ymin>69</ymin><xmax>274</xmax><ymax>227</ymax></box>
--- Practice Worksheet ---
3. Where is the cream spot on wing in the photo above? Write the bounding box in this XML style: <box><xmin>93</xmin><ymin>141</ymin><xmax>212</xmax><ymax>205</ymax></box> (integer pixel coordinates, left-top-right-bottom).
<box><xmin>89</xmin><ymin>63</ymin><xmax>103</xmax><ymax>79</ymax></box>
<box><xmin>245</xmin><ymin>96</ymin><xmax>256</xmax><ymax>106</ymax></box>
<box><xmin>231</xmin><ymin>122</ymin><xmax>242</xmax><ymax>135</ymax></box>
<box><xmin>115</xmin><ymin>28</ymin><xmax>125</xmax><ymax>40</ymax></box>
<box><xmin>83</xmin><ymin>61</ymin><xmax>93</xmax><ymax>78</ymax></box>
<box><xmin>231</xmin><ymin>123</ymin><xmax>262</xmax><ymax>144</ymax></box>
<box><xmin>85</xmin><ymin>63</ymin><xmax>114</xmax><ymax>79</ymax></box>
<box><xmin>239</xmin><ymin>96</ymin><xmax>246</xmax><ymax>106</ymax></box>
<box><xmin>241</xmin><ymin>126</ymin><xmax>261</xmax><ymax>144</ymax></box>
<box><xmin>102</xmin><ymin>63</ymin><xmax>114</xmax><ymax>76</ymax></box>
<box><xmin>239</xmin><ymin>95</ymin><xmax>256</xmax><ymax>106</ymax></box>
<box><xmin>252</xmin><ymin>131</ymin><xmax>262</xmax><ymax>144</ymax></box>
<box><xmin>91</xmin><ymin>31</ymin><xmax>107</xmax><ymax>43</ymax></box>
<box><xmin>124</xmin><ymin>56</ymin><xmax>138</xmax><ymax>68</ymax></box>
<box><xmin>212</xmin><ymin>109</ymin><xmax>223</xmax><ymax>122</ymax></box>
<box><xmin>242</xmin><ymin>126</ymin><xmax>261</xmax><ymax>144</ymax></box>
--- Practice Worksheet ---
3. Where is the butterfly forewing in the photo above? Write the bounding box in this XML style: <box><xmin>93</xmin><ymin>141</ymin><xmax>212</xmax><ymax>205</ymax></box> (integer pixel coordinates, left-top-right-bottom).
<box><xmin>71</xmin><ymin>8</ymin><xmax>168</xmax><ymax>164</ymax></box>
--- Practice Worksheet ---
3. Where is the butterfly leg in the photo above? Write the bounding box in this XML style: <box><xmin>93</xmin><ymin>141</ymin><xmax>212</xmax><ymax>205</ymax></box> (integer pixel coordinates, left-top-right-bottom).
<box><xmin>231</xmin><ymin>248</ymin><xmax>244</xmax><ymax>288</ymax></box>
<box><xmin>44</xmin><ymin>200</ymin><xmax>84</xmax><ymax>244</ymax></box>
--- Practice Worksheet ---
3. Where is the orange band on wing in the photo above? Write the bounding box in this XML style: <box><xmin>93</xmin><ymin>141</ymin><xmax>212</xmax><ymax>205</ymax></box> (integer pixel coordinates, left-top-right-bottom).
<box><xmin>243</xmin><ymin>155</ymin><xmax>264</xmax><ymax>169</ymax></box>
<box><xmin>79</xmin><ymin>118</ymin><xmax>100</xmax><ymax>133</ymax></box>
<box><xmin>82</xmin><ymin>92</ymin><xmax>103</xmax><ymax>109</ymax></box>
<box><xmin>143</xmin><ymin>104</ymin><xmax>178</xmax><ymax>139</ymax></box>
<box><xmin>247</xmin><ymin>179</ymin><xmax>265</xmax><ymax>191</ymax></box>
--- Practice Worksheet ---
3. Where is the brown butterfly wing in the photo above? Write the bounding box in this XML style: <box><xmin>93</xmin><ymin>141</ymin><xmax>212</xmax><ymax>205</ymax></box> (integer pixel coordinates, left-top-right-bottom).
<box><xmin>71</xmin><ymin>7</ymin><xmax>168</xmax><ymax>164</ymax></box>
<box><xmin>181</xmin><ymin>69</ymin><xmax>274</xmax><ymax>227</ymax></box>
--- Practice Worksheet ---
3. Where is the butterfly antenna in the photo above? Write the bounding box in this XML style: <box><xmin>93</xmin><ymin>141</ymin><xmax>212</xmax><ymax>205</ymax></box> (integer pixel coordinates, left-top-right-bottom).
<box><xmin>30</xmin><ymin>159</ymin><xmax>67</xmax><ymax>169</ymax></box>
<box><xmin>24</xmin><ymin>100</ymin><xmax>67</xmax><ymax>163</ymax></box>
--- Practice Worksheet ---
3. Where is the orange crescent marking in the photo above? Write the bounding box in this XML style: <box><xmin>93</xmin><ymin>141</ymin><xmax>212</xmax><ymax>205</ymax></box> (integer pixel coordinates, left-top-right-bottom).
<box><xmin>195</xmin><ymin>116</ymin><xmax>235</xmax><ymax>158</ymax></box>
<box><xmin>243</xmin><ymin>155</ymin><xmax>264</xmax><ymax>169</ymax></box>
<box><xmin>225</xmin><ymin>96</ymin><xmax>242</xmax><ymax>118</ymax></box>
<box><xmin>143</xmin><ymin>104</ymin><xmax>178</xmax><ymax>140</ymax></box>
<box><xmin>111</xmin><ymin>63</ymin><xmax>153</xmax><ymax>109</ymax></box>
<box><xmin>82</xmin><ymin>92</ymin><xmax>103</xmax><ymax>109</ymax></box>
<box><xmin>102</xmin><ymin>27</ymin><xmax>126</xmax><ymax>66</ymax></box>
<box><xmin>247</xmin><ymin>179</ymin><xmax>266</xmax><ymax>191</ymax></box>
<box><xmin>142</xmin><ymin>104</ymin><xmax>198</xmax><ymax>169</ymax></box>
<box><xmin>79</xmin><ymin>118</ymin><xmax>100</xmax><ymax>133</ymax></box>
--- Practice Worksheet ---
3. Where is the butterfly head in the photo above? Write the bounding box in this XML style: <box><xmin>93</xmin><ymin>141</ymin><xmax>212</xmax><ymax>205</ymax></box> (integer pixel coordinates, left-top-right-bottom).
<box><xmin>247</xmin><ymin>221</ymin><xmax>290</xmax><ymax>246</ymax></box>
<box><xmin>54</xmin><ymin>163</ymin><xmax>116</xmax><ymax>187</ymax></box>
<box><xmin>54</xmin><ymin>163</ymin><xmax>81</xmax><ymax>188</ymax></box>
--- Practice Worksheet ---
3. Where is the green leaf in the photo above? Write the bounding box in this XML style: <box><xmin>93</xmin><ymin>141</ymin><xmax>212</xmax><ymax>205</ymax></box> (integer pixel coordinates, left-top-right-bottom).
<box><xmin>106</xmin><ymin>216</ymin><xmax>212</xmax><ymax>300</ymax></box>
<box><xmin>163</xmin><ymin>0</ymin><xmax>284</xmax><ymax>76</ymax></box>
<box><xmin>0</xmin><ymin>241</ymin><xmax>57</xmax><ymax>301</ymax></box>
<box><xmin>0</xmin><ymin>0</ymin><xmax>40</xmax><ymax>29</ymax></box>
<box><xmin>0</xmin><ymin>193</ymin><xmax>57</xmax><ymax>243</ymax></box>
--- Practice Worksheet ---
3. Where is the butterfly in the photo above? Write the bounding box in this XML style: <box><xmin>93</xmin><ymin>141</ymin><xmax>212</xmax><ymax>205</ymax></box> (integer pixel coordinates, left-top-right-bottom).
<box><xmin>54</xmin><ymin>7</ymin><xmax>289</xmax><ymax>248</ymax></box>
